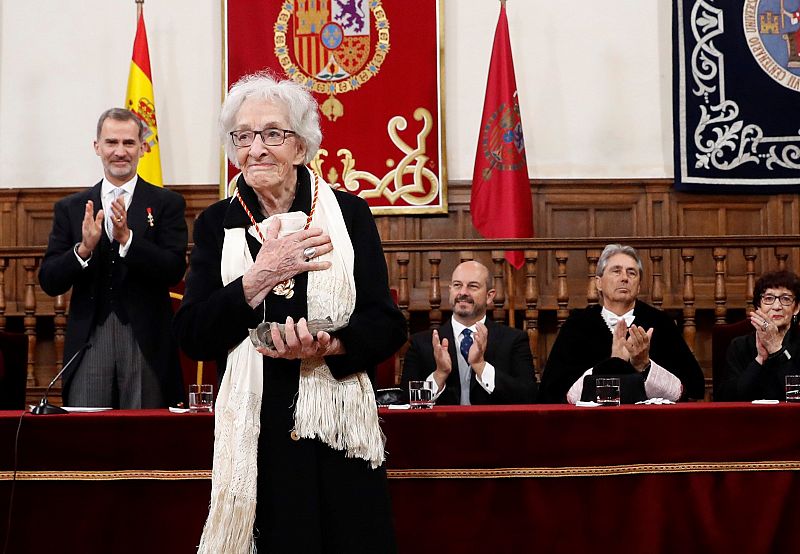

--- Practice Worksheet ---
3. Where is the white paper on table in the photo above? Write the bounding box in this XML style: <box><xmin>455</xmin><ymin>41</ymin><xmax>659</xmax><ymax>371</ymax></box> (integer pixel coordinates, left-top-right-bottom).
<box><xmin>635</xmin><ymin>398</ymin><xmax>676</xmax><ymax>405</ymax></box>
<box><xmin>751</xmin><ymin>399</ymin><xmax>780</xmax><ymax>404</ymax></box>
<box><xmin>575</xmin><ymin>401</ymin><xmax>601</xmax><ymax>407</ymax></box>
<box><xmin>387</xmin><ymin>404</ymin><xmax>411</xmax><ymax>410</ymax></box>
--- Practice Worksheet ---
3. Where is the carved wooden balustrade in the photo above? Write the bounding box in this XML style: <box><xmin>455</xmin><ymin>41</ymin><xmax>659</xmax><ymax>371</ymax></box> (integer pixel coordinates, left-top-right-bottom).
<box><xmin>2</xmin><ymin>235</ymin><xmax>799</xmax><ymax>400</ymax></box>
<box><xmin>381</xmin><ymin>235</ymin><xmax>799</xmax><ymax>386</ymax></box>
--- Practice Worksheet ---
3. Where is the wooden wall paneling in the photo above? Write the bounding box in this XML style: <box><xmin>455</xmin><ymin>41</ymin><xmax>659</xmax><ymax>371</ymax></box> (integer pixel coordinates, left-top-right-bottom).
<box><xmin>540</xmin><ymin>183</ymin><xmax>645</xmax><ymax>309</ymax></box>
<box><xmin>0</xmin><ymin>190</ymin><xmax>18</xmax><ymax>247</ymax></box>
<box><xmin>16</xmin><ymin>189</ymin><xmax>66</xmax><ymax>316</ymax></box>
<box><xmin>0</xmin><ymin>191</ymin><xmax>20</xmax><ymax>319</ymax></box>
<box><xmin>673</xmin><ymin>195</ymin><xmax>790</xmax><ymax>309</ymax></box>
<box><xmin>177</xmin><ymin>184</ymin><xmax>222</xmax><ymax>242</ymax></box>
<box><xmin>3</xmin><ymin>180</ymin><xmax>800</xmax><ymax>400</ymax></box>
<box><xmin>2</xmin><ymin>184</ymin><xmax>795</xmax><ymax>313</ymax></box>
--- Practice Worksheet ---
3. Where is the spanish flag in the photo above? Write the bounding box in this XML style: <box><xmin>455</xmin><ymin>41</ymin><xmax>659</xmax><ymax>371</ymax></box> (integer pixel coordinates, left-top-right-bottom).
<box><xmin>125</xmin><ymin>10</ymin><xmax>163</xmax><ymax>186</ymax></box>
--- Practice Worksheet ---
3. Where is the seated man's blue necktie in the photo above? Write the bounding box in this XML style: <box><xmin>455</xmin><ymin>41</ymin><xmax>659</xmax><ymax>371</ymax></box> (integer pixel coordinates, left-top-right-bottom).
<box><xmin>460</xmin><ymin>328</ymin><xmax>473</xmax><ymax>364</ymax></box>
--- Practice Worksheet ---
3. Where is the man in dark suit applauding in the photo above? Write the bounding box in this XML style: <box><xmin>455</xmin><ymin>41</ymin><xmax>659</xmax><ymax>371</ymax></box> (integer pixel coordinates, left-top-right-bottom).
<box><xmin>39</xmin><ymin>108</ymin><xmax>188</xmax><ymax>408</ymax></box>
<box><xmin>401</xmin><ymin>261</ymin><xmax>537</xmax><ymax>405</ymax></box>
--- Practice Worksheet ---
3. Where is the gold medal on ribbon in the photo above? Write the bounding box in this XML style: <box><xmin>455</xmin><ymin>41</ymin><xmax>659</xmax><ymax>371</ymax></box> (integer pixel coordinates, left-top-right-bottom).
<box><xmin>234</xmin><ymin>171</ymin><xmax>320</xmax><ymax>302</ymax></box>
<box><xmin>272</xmin><ymin>278</ymin><xmax>295</xmax><ymax>299</ymax></box>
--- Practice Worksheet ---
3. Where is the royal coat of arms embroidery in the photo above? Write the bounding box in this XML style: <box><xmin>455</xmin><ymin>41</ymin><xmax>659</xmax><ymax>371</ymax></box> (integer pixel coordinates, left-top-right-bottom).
<box><xmin>227</xmin><ymin>0</ymin><xmax>445</xmax><ymax>213</ymax></box>
<box><xmin>275</xmin><ymin>0</ymin><xmax>390</xmax><ymax>121</ymax></box>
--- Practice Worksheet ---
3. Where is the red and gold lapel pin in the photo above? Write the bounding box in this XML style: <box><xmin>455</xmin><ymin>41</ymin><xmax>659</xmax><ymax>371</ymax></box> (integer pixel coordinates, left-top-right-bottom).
<box><xmin>146</xmin><ymin>207</ymin><xmax>155</xmax><ymax>227</ymax></box>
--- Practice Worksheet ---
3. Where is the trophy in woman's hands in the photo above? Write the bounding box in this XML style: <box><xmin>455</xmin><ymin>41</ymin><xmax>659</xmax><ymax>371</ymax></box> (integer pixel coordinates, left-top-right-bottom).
<box><xmin>249</xmin><ymin>317</ymin><xmax>349</xmax><ymax>349</ymax></box>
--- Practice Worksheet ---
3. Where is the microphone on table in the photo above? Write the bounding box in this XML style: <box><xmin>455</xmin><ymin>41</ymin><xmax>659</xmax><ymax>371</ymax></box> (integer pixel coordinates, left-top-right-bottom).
<box><xmin>31</xmin><ymin>343</ymin><xmax>92</xmax><ymax>415</ymax></box>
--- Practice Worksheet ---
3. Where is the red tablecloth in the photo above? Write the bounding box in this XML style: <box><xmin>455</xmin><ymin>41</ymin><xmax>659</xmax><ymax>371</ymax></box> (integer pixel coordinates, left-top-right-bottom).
<box><xmin>380</xmin><ymin>403</ymin><xmax>800</xmax><ymax>554</ymax></box>
<box><xmin>1</xmin><ymin>404</ymin><xmax>799</xmax><ymax>553</ymax></box>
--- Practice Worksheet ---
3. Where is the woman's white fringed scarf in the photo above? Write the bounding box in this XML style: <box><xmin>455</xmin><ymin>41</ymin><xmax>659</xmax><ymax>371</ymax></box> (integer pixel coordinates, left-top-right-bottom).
<box><xmin>197</xmin><ymin>167</ymin><xmax>384</xmax><ymax>554</ymax></box>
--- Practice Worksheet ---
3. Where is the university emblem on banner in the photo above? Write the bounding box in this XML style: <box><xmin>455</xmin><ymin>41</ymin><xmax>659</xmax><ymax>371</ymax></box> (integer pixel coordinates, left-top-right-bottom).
<box><xmin>477</xmin><ymin>93</ymin><xmax>526</xmax><ymax>181</ymax></box>
<box><xmin>744</xmin><ymin>0</ymin><xmax>800</xmax><ymax>92</ymax></box>
<box><xmin>673</xmin><ymin>0</ymin><xmax>800</xmax><ymax>191</ymax></box>
<box><xmin>274</xmin><ymin>0</ymin><xmax>390</xmax><ymax>121</ymax></box>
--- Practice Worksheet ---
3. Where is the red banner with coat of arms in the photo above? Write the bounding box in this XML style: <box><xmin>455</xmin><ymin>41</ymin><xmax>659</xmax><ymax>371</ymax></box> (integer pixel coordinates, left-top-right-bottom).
<box><xmin>225</xmin><ymin>0</ymin><xmax>446</xmax><ymax>214</ymax></box>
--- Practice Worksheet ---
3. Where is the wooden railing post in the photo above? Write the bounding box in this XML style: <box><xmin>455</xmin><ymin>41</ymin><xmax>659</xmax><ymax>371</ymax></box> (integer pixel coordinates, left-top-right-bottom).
<box><xmin>54</xmin><ymin>294</ymin><xmax>67</xmax><ymax>371</ymax></box>
<box><xmin>713</xmin><ymin>247</ymin><xmax>728</xmax><ymax>324</ymax></box>
<box><xmin>491</xmin><ymin>251</ymin><xmax>507</xmax><ymax>323</ymax></box>
<box><xmin>23</xmin><ymin>257</ymin><xmax>39</xmax><ymax>386</ymax></box>
<box><xmin>524</xmin><ymin>250</ymin><xmax>539</xmax><ymax>372</ymax></box>
<box><xmin>555</xmin><ymin>250</ymin><xmax>569</xmax><ymax>327</ymax></box>
<box><xmin>774</xmin><ymin>248</ymin><xmax>788</xmax><ymax>271</ymax></box>
<box><xmin>650</xmin><ymin>249</ymin><xmax>664</xmax><ymax>308</ymax></box>
<box><xmin>586</xmin><ymin>249</ymin><xmax>600</xmax><ymax>307</ymax></box>
<box><xmin>428</xmin><ymin>252</ymin><xmax>442</xmax><ymax>328</ymax></box>
<box><xmin>681</xmin><ymin>249</ymin><xmax>696</xmax><ymax>353</ymax></box>
<box><xmin>0</xmin><ymin>257</ymin><xmax>6</xmax><ymax>331</ymax></box>
<box><xmin>396</xmin><ymin>251</ymin><xmax>410</xmax><ymax>330</ymax></box>
<box><xmin>744</xmin><ymin>247</ymin><xmax>757</xmax><ymax>311</ymax></box>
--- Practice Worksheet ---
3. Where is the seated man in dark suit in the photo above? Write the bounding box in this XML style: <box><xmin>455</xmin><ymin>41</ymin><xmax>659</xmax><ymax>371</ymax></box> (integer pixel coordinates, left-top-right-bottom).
<box><xmin>539</xmin><ymin>244</ymin><xmax>705</xmax><ymax>404</ymax></box>
<box><xmin>401</xmin><ymin>260</ymin><xmax>537</xmax><ymax>405</ymax></box>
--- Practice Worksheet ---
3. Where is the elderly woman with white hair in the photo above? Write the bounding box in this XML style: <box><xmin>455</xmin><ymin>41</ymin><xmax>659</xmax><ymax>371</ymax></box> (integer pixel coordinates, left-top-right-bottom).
<box><xmin>174</xmin><ymin>71</ymin><xmax>406</xmax><ymax>553</ymax></box>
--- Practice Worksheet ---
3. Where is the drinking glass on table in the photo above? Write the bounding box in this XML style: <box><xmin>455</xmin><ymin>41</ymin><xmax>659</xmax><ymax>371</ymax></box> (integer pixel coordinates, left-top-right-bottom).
<box><xmin>596</xmin><ymin>377</ymin><xmax>621</xmax><ymax>406</ymax></box>
<box><xmin>408</xmin><ymin>380</ymin><xmax>434</xmax><ymax>409</ymax></box>
<box><xmin>189</xmin><ymin>384</ymin><xmax>214</xmax><ymax>412</ymax></box>
<box><xmin>785</xmin><ymin>375</ymin><xmax>800</xmax><ymax>403</ymax></box>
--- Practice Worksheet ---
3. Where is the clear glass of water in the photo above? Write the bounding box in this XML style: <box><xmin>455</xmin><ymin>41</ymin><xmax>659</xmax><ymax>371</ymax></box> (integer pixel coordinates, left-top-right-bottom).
<box><xmin>189</xmin><ymin>383</ymin><xmax>214</xmax><ymax>412</ymax></box>
<box><xmin>596</xmin><ymin>377</ymin><xmax>621</xmax><ymax>406</ymax></box>
<box><xmin>785</xmin><ymin>375</ymin><xmax>800</xmax><ymax>403</ymax></box>
<box><xmin>408</xmin><ymin>380</ymin><xmax>434</xmax><ymax>409</ymax></box>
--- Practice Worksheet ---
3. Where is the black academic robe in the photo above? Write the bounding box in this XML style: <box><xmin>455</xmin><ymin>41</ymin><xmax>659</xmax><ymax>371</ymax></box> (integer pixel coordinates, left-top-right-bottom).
<box><xmin>401</xmin><ymin>318</ymin><xmax>537</xmax><ymax>405</ymax></box>
<box><xmin>718</xmin><ymin>326</ymin><xmax>800</xmax><ymax>401</ymax></box>
<box><xmin>538</xmin><ymin>302</ymin><xmax>705</xmax><ymax>403</ymax></box>
<box><xmin>173</xmin><ymin>170</ymin><xmax>406</xmax><ymax>553</ymax></box>
<box><xmin>38</xmin><ymin>177</ymin><xmax>188</xmax><ymax>406</ymax></box>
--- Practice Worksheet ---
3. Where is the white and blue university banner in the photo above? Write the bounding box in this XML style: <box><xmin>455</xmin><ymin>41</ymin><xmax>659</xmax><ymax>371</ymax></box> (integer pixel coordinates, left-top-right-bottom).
<box><xmin>674</xmin><ymin>0</ymin><xmax>800</xmax><ymax>192</ymax></box>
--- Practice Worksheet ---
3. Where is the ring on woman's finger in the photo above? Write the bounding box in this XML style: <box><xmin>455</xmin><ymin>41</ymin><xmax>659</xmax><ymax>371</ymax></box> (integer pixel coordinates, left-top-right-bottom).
<box><xmin>303</xmin><ymin>246</ymin><xmax>317</xmax><ymax>260</ymax></box>
<box><xmin>115</xmin><ymin>216</ymin><xmax>122</xmax><ymax>222</ymax></box>
<box><xmin>762</xmin><ymin>321</ymin><xmax>769</xmax><ymax>331</ymax></box>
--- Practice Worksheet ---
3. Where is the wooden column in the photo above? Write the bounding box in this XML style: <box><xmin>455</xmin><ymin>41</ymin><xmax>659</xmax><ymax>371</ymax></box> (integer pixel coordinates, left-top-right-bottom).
<box><xmin>681</xmin><ymin>249</ymin><xmax>696</xmax><ymax>353</ymax></box>
<box><xmin>0</xmin><ymin>257</ymin><xmax>6</xmax><ymax>331</ymax></box>
<box><xmin>491</xmin><ymin>251</ymin><xmax>507</xmax><ymax>323</ymax></box>
<box><xmin>774</xmin><ymin>248</ymin><xmax>788</xmax><ymax>271</ymax></box>
<box><xmin>650</xmin><ymin>249</ymin><xmax>664</xmax><ymax>308</ymax></box>
<box><xmin>428</xmin><ymin>252</ymin><xmax>442</xmax><ymax>328</ymax></box>
<box><xmin>744</xmin><ymin>247</ymin><xmax>757</xmax><ymax>311</ymax></box>
<box><xmin>555</xmin><ymin>250</ymin><xmax>569</xmax><ymax>327</ymax></box>
<box><xmin>713</xmin><ymin>247</ymin><xmax>728</xmax><ymax>324</ymax></box>
<box><xmin>586</xmin><ymin>249</ymin><xmax>600</xmax><ymax>307</ymax></box>
<box><xmin>396</xmin><ymin>251</ymin><xmax>410</xmax><ymax>328</ymax></box>
<box><xmin>23</xmin><ymin>257</ymin><xmax>39</xmax><ymax>386</ymax></box>
<box><xmin>54</xmin><ymin>294</ymin><xmax>67</xmax><ymax>371</ymax></box>
<box><xmin>524</xmin><ymin>250</ymin><xmax>539</xmax><ymax>371</ymax></box>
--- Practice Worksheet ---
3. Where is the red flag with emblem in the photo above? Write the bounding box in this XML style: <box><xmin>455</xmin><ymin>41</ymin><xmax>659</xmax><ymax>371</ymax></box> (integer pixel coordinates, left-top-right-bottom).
<box><xmin>470</xmin><ymin>2</ymin><xmax>533</xmax><ymax>270</ymax></box>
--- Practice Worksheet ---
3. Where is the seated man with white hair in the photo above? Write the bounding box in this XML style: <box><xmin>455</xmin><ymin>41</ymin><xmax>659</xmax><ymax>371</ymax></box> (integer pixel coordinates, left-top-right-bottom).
<box><xmin>538</xmin><ymin>244</ymin><xmax>705</xmax><ymax>404</ymax></box>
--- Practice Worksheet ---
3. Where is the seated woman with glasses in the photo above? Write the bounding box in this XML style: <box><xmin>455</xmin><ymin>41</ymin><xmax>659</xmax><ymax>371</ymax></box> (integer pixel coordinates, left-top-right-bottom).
<box><xmin>718</xmin><ymin>270</ymin><xmax>800</xmax><ymax>401</ymax></box>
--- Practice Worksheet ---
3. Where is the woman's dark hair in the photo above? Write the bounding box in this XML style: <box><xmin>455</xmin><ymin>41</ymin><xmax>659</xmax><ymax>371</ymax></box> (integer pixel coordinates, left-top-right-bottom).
<box><xmin>753</xmin><ymin>270</ymin><xmax>800</xmax><ymax>308</ymax></box>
